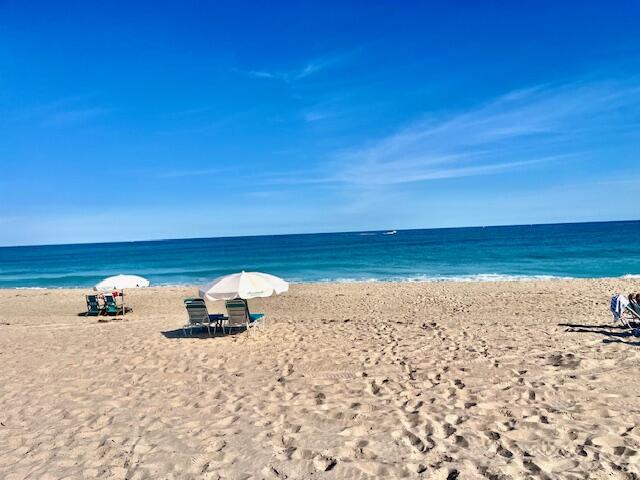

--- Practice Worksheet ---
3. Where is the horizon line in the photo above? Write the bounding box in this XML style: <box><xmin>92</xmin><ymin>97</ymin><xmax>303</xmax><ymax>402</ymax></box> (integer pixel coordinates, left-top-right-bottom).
<box><xmin>1</xmin><ymin>218</ymin><xmax>639</xmax><ymax>250</ymax></box>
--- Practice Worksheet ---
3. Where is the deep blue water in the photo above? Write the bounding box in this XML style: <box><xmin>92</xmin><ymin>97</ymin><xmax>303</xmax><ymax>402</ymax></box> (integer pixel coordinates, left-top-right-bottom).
<box><xmin>0</xmin><ymin>221</ymin><xmax>639</xmax><ymax>288</ymax></box>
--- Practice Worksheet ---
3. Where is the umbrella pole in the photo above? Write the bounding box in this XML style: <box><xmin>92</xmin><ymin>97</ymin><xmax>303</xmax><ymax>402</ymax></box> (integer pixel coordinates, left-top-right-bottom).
<box><xmin>122</xmin><ymin>289</ymin><xmax>125</xmax><ymax>317</ymax></box>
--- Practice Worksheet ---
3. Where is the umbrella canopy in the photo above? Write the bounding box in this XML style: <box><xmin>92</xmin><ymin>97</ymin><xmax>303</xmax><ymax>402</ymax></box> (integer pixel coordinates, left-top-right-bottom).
<box><xmin>199</xmin><ymin>271</ymin><xmax>288</xmax><ymax>301</ymax></box>
<box><xmin>94</xmin><ymin>274</ymin><xmax>150</xmax><ymax>292</ymax></box>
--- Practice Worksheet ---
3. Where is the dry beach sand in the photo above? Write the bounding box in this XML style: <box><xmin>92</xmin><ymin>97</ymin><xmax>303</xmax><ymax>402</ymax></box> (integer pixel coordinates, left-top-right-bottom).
<box><xmin>1</xmin><ymin>278</ymin><xmax>640</xmax><ymax>479</ymax></box>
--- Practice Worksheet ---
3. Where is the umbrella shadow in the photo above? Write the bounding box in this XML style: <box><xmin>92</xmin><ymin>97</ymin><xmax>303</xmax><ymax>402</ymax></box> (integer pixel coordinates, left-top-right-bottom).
<box><xmin>162</xmin><ymin>326</ymin><xmax>248</xmax><ymax>339</ymax></box>
<box><xmin>76</xmin><ymin>307</ymin><xmax>132</xmax><ymax>317</ymax></box>
<box><xmin>75</xmin><ymin>312</ymin><xmax>128</xmax><ymax>323</ymax></box>
<box><xmin>559</xmin><ymin>322</ymin><xmax>640</xmax><ymax>346</ymax></box>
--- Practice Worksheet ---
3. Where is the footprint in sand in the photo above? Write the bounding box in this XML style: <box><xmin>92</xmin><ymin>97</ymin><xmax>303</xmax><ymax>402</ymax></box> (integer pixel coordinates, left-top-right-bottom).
<box><xmin>546</xmin><ymin>352</ymin><xmax>581</xmax><ymax>369</ymax></box>
<box><xmin>392</xmin><ymin>428</ymin><xmax>434</xmax><ymax>454</ymax></box>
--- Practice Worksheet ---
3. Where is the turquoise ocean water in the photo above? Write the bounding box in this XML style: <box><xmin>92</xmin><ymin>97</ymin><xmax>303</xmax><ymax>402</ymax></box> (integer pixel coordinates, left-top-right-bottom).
<box><xmin>0</xmin><ymin>221</ymin><xmax>639</xmax><ymax>288</ymax></box>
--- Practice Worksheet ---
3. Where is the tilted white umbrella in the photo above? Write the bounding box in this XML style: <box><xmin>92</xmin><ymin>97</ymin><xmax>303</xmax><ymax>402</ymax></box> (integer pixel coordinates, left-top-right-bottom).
<box><xmin>94</xmin><ymin>274</ymin><xmax>150</xmax><ymax>291</ymax></box>
<box><xmin>94</xmin><ymin>274</ymin><xmax>150</xmax><ymax>315</ymax></box>
<box><xmin>199</xmin><ymin>271</ymin><xmax>288</xmax><ymax>301</ymax></box>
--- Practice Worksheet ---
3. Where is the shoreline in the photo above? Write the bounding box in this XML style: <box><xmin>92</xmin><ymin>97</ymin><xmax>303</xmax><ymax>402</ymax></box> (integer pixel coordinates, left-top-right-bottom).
<box><xmin>2</xmin><ymin>273</ymin><xmax>640</xmax><ymax>291</ymax></box>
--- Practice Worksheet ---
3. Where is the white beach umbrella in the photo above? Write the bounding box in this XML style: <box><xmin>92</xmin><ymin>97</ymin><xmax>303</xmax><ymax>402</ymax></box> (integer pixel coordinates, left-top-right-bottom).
<box><xmin>199</xmin><ymin>271</ymin><xmax>288</xmax><ymax>301</ymax></box>
<box><xmin>94</xmin><ymin>274</ymin><xmax>150</xmax><ymax>291</ymax></box>
<box><xmin>94</xmin><ymin>274</ymin><xmax>150</xmax><ymax>316</ymax></box>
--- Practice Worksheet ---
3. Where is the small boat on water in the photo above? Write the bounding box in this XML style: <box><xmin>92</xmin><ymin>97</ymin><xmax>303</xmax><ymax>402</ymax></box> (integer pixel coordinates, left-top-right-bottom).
<box><xmin>359</xmin><ymin>230</ymin><xmax>397</xmax><ymax>236</ymax></box>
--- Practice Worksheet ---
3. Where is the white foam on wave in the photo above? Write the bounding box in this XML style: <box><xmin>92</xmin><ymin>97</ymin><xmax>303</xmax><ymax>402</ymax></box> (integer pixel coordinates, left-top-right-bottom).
<box><xmin>315</xmin><ymin>277</ymin><xmax>381</xmax><ymax>283</ymax></box>
<box><xmin>5</xmin><ymin>273</ymin><xmax>638</xmax><ymax>289</ymax></box>
<box><xmin>405</xmin><ymin>273</ymin><xmax>572</xmax><ymax>283</ymax></box>
<box><xmin>294</xmin><ymin>273</ymin><xmax>575</xmax><ymax>284</ymax></box>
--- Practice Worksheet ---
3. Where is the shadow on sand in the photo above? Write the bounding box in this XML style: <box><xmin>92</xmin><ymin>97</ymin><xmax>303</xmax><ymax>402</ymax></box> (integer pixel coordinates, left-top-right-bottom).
<box><xmin>76</xmin><ymin>312</ymin><xmax>130</xmax><ymax>323</ymax></box>
<box><xmin>559</xmin><ymin>322</ymin><xmax>640</xmax><ymax>346</ymax></box>
<box><xmin>161</xmin><ymin>326</ymin><xmax>248</xmax><ymax>339</ymax></box>
<box><xmin>76</xmin><ymin>307</ymin><xmax>132</xmax><ymax>317</ymax></box>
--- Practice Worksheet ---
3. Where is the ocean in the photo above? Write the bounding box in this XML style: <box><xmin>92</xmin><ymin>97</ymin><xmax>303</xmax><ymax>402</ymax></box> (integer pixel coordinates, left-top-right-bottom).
<box><xmin>0</xmin><ymin>221</ymin><xmax>639</xmax><ymax>289</ymax></box>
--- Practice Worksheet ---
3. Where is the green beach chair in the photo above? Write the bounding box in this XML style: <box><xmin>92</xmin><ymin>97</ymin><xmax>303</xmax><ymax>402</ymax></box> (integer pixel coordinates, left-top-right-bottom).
<box><xmin>222</xmin><ymin>298</ymin><xmax>264</xmax><ymax>335</ymax></box>
<box><xmin>183</xmin><ymin>298</ymin><xmax>224</xmax><ymax>336</ymax></box>
<box><xmin>103</xmin><ymin>293</ymin><xmax>120</xmax><ymax>315</ymax></box>
<box><xmin>86</xmin><ymin>294</ymin><xmax>102</xmax><ymax>316</ymax></box>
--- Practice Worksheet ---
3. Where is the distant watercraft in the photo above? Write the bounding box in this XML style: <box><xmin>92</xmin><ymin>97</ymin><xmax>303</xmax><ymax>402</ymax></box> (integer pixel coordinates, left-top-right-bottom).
<box><xmin>359</xmin><ymin>230</ymin><xmax>397</xmax><ymax>236</ymax></box>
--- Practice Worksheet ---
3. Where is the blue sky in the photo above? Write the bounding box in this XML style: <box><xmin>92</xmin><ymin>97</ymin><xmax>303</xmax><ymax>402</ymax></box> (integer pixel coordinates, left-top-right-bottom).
<box><xmin>1</xmin><ymin>1</ymin><xmax>639</xmax><ymax>246</ymax></box>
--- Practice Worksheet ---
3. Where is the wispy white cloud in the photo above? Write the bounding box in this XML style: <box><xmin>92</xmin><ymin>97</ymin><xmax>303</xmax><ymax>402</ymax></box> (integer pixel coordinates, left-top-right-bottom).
<box><xmin>4</xmin><ymin>95</ymin><xmax>112</xmax><ymax>128</ymax></box>
<box><xmin>335</xmin><ymin>156</ymin><xmax>567</xmax><ymax>186</ymax></box>
<box><xmin>327</xmin><ymin>79</ymin><xmax>640</xmax><ymax>186</ymax></box>
<box><xmin>303</xmin><ymin>111</ymin><xmax>331</xmax><ymax>122</ymax></box>
<box><xmin>240</xmin><ymin>52</ymin><xmax>351</xmax><ymax>84</ymax></box>
<box><xmin>145</xmin><ymin>78</ymin><xmax>640</xmax><ymax>191</ymax></box>
<box><xmin>295</xmin><ymin>57</ymin><xmax>338</xmax><ymax>79</ymax></box>
<box><xmin>157</xmin><ymin>168</ymin><xmax>223</xmax><ymax>178</ymax></box>
<box><xmin>240</xmin><ymin>78</ymin><xmax>640</xmax><ymax>189</ymax></box>
<box><xmin>40</xmin><ymin>107</ymin><xmax>112</xmax><ymax>127</ymax></box>
<box><xmin>246</xmin><ymin>70</ymin><xmax>282</xmax><ymax>80</ymax></box>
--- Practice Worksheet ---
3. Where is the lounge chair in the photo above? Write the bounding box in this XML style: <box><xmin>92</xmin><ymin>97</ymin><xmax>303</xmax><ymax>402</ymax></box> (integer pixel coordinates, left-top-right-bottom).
<box><xmin>625</xmin><ymin>301</ymin><xmax>640</xmax><ymax>325</ymax></box>
<box><xmin>86</xmin><ymin>294</ymin><xmax>102</xmax><ymax>316</ymax></box>
<box><xmin>624</xmin><ymin>303</ymin><xmax>640</xmax><ymax>337</ymax></box>
<box><xmin>183</xmin><ymin>298</ymin><xmax>224</xmax><ymax>336</ymax></box>
<box><xmin>103</xmin><ymin>293</ymin><xmax>121</xmax><ymax>315</ymax></box>
<box><xmin>614</xmin><ymin>297</ymin><xmax>640</xmax><ymax>334</ymax></box>
<box><xmin>222</xmin><ymin>298</ymin><xmax>264</xmax><ymax>335</ymax></box>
